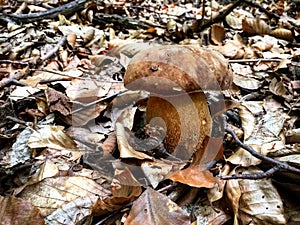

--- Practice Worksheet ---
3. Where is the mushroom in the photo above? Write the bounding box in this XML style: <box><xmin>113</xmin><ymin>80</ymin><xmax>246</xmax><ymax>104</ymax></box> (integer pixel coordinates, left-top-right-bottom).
<box><xmin>124</xmin><ymin>45</ymin><xmax>232</xmax><ymax>160</ymax></box>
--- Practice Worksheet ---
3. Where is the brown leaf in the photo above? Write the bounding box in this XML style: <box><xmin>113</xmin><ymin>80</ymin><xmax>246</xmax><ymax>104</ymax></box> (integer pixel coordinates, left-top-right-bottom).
<box><xmin>167</xmin><ymin>166</ymin><xmax>217</xmax><ymax>188</ymax></box>
<box><xmin>27</xmin><ymin>125</ymin><xmax>78</xmax><ymax>150</ymax></box>
<box><xmin>19</xmin><ymin>176</ymin><xmax>110</xmax><ymax>217</ymax></box>
<box><xmin>0</xmin><ymin>196</ymin><xmax>44</xmax><ymax>225</ymax></box>
<box><xmin>271</xmin><ymin>28</ymin><xmax>294</xmax><ymax>42</ymax></box>
<box><xmin>210</xmin><ymin>24</ymin><xmax>226</xmax><ymax>45</ymax></box>
<box><xmin>115</xmin><ymin>122</ymin><xmax>153</xmax><ymax>160</ymax></box>
<box><xmin>226</xmin><ymin>167</ymin><xmax>286</xmax><ymax>225</ymax></box>
<box><xmin>45</xmin><ymin>87</ymin><xmax>72</xmax><ymax>116</ymax></box>
<box><xmin>242</xmin><ymin>18</ymin><xmax>271</xmax><ymax>36</ymax></box>
<box><xmin>124</xmin><ymin>188</ymin><xmax>190</xmax><ymax>225</ymax></box>
<box><xmin>93</xmin><ymin>168</ymin><xmax>142</xmax><ymax>216</ymax></box>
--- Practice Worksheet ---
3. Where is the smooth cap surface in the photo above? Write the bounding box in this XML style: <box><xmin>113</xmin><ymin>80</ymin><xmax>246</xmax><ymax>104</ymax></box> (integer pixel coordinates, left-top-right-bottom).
<box><xmin>124</xmin><ymin>45</ymin><xmax>233</xmax><ymax>95</ymax></box>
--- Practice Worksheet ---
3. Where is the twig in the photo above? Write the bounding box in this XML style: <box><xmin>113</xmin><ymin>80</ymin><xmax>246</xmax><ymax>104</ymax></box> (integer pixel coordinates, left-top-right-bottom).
<box><xmin>0</xmin><ymin>0</ymin><xmax>90</xmax><ymax>24</ymax></box>
<box><xmin>225</xmin><ymin>129</ymin><xmax>300</xmax><ymax>174</ymax></box>
<box><xmin>40</xmin><ymin>35</ymin><xmax>67</xmax><ymax>61</ymax></box>
<box><xmin>228</xmin><ymin>58</ymin><xmax>282</xmax><ymax>63</ymax></box>
<box><xmin>0</xmin><ymin>68</ymin><xmax>29</xmax><ymax>89</ymax></box>
<box><xmin>0</xmin><ymin>60</ymin><xmax>29</xmax><ymax>65</ymax></box>
<box><xmin>71</xmin><ymin>90</ymin><xmax>128</xmax><ymax>114</ymax></box>
<box><xmin>195</xmin><ymin>0</ymin><xmax>243</xmax><ymax>32</ymax></box>
<box><xmin>221</xmin><ymin>165</ymin><xmax>281</xmax><ymax>180</ymax></box>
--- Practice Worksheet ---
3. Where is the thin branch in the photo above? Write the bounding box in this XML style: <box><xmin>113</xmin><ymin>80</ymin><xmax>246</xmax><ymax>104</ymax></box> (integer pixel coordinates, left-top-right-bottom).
<box><xmin>195</xmin><ymin>0</ymin><xmax>244</xmax><ymax>32</ymax></box>
<box><xmin>40</xmin><ymin>35</ymin><xmax>67</xmax><ymax>61</ymax></box>
<box><xmin>220</xmin><ymin>165</ymin><xmax>281</xmax><ymax>180</ymax></box>
<box><xmin>225</xmin><ymin>129</ymin><xmax>300</xmax><ymax>174</ymax></box>
<box><xmin>0</xmin><ymin>0</ymin><xmax>90</xmax><ymax>24</ymax></box>
<box><xmin>229</xmin><ymin>58</ymin><xmax>282</xmax><ymax>63</ymax></box>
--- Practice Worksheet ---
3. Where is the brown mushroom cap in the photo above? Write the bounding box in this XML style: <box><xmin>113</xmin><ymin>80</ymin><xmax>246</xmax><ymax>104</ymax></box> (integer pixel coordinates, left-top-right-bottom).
<box><xmin>124</xmin><ymin>45</ymin><xmax>233</xmax><ymax>95</ymax></box>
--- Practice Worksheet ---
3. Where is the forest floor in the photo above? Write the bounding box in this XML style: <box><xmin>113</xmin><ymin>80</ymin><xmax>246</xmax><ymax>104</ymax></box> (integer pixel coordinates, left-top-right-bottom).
<box><xmin>0</xmin><ymin>0</ymin><xmax>300</xmax><ymax>224</ymax></box>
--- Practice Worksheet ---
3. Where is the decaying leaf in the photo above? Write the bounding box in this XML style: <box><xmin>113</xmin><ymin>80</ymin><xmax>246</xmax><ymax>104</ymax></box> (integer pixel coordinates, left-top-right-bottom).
<box><xmin>19</xmin><ymin>176</ymin><xmax>110</xmax><ymax>217</ymax></box>
<box><xmin>226</xmin><ymin>167</ymin><xmax>286</xmax><ymax>225</ymax></box>
<box><xmin>141</xmin><ymin>160</ymin><xmax>184</xmax><ymax>188</ymax></box>
<box><xmin>0</xmin><ymin>196</ymin><xmax>44</xmax><ymax>225</ymax></box>
<box><xmin>225</xmin><ymin>14</ymin><xmax>243</xmax><ymax>30</ymax></box>
<box><xmin>242</xmin><ymin>18</ymin><xmax>271</xmax><ymax>36</ymax></box>
<box><xmin>124</xmin><ymin>188</ymin><xmax>190</xmax><ymax>225</ymax></box>
<box><xmin>28</xmin><ymin>125</ymin><xmax>78</xmax><ymax>150</ymax></box>
<box><xmin>3</xmin><ymin>127</ymin><xmax>33</xmax><ymax>168</ymax></box>
<box><xmin>93</xmin><ymin>167</ymin><xmax>142</xmax><ymax>215</ymax></box>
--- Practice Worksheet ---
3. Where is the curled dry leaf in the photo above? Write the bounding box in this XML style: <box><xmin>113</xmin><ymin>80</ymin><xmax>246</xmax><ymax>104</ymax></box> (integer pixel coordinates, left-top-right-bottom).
<box><xmin>66</xmin><ymin>34</ymin><xmax>77</xmax><ymax>48</ymax></box>
<box><xmin>214</xmin><ymin>40</ymin><xmax>245</xmax><ymax>59</ymax></box>
<box><xmin>242</xmin><ymin>18</ymin><xmax>271</xmax><ymax>36</ymax></box>
<box><xmin>141</xmin><ymin>160</ymin><xmax>185</xmax><ymax>188</ymax></box>
<box><xmin>271</xmin><ymin>28</ymin><xmax>294</xmax><ymax>42</ymax></box>
<box><xmin>93</xmin><ymin>168</ymin><xmax>142</xmax><ymax>216</ymax></box>
<box><xmin>210</xmin><ymin>24</ymin><xmax>226</xmax><ymax>45</ymax></box>
<box><xmin>225</xmin><ymin>14</ymin><xmax>243</xmax><ymax>30</ymax></box>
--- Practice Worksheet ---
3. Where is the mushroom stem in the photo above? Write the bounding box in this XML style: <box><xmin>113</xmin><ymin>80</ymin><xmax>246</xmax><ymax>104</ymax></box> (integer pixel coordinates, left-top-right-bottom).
<box><xmin>146</xmin><ymin>92</ymin><xmax>212</xmax><ymax>160</ymax></box>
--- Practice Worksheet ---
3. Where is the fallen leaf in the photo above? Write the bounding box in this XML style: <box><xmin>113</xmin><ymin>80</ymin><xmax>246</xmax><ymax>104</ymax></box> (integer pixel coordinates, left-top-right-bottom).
<box><xmin>124</xmin><ymin>188</ymin><xmax>190</xmax><ymax>225</ymax></box>
<box><xmin>167</xmin><ymin>166</ymin><xmax>217</xmax><ymax>188</ymax></box>
<box><xmin>0</xmin><ymin>196</ymin><xmax>44</xmax><ymax>225</ymax></box>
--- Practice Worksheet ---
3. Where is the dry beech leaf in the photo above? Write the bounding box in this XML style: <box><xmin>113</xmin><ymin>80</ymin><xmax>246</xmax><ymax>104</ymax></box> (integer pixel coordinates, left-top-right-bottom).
<box><xmin>9</xmin><ymin>86</ymin><xmax>40</xmax><ymax>101</ymax></box>
<box><xmin>167</xmin><ymin>166</ymin><xmax>217</xmax><ymax>188</ymax></box>
<box><xmin>226</xmin><ymin>167</ymin><xmax>286</xmax><ymax>225</ymax></box>
<box><xmin>269</xmin><ymin>77</ymin><xmax>288</xmax><ymax>97</ymax></box>
<box><xmin>66</xmin><ymin>34</ymin><xmax>77</xmax><ymax>48</ymax></box>
<box><xmin>226</xmin><ymin>146</ymin><xmax>262</xmax><ymax>167</ymax></box>
<box><xmin>101</xmin><ymin>132</ymin><xmax>117</xmax><ymax>159</ymax></box>
<box><xmin>19</xmin><ymin>176</ymin><xmax>110</xmax><ymax>217</ymax></box>
<box><xmin>210</xmin><ymin>24</ymin><xmax>226</xmax><ymax>45</ymax></box>
<box><xmin>27</xmin><ymin>125</ymin><xmax>78</xmax><ymax>150</ymax></box>
<box><xmin>242</xmin><ymin>18</ymin><xmax>271</xmax><ymax>36</ymax></box>
<box><xmin>124</xmin><ymin>188</ymin><xmax>190</xmax><ymax>225</ymax></box>
<box><xmin>115</xmin><ymin>122</ymin><xmax>153</xmax><ymax>160</ymax></box>
<box><xmin>251</xmin><ymin>41</ymin><xmax>273</xmax><ymax>52</ymax></box>
<box><xmin>93</xmin><ymin>167</ymin><xmax>142</xmax><ymax>216</ymax></box>
<box><xmin>271</xmin><ymin>28</ymin><xmax>294</xmax><ymax>42</ymax></box>
<box><xmin>233</xmin><ymin>73</ymin><xmax>263</xmax><ymax>90</ymax></box>
<box><xmin>194</xmin><ymin>199</ymin><xmax>231</xmax><ymax>225</ymax></box>
<box><xmin>245</xmin><ymin>110</ymin><xmax>286</xmax><ymax>146</ymax></box>
<box><xmin>0</xmin><ymin>196</ymin><xmax>44</xmax><ymax>225</ymax></box>
<box><xmin>225</xmin><ymin>14</ymin><xmax>243</xmax><ymax>30</ymax></box>
<box><xmin>238</xmin><ymin>105</ymin><xmax>255</xmax><ymax>140</ymax></box>
<box><xmin>45</xmin><ymin>87</ymin><xmax>72</xmax><ymax>116</ymax></box>
<box><xmin>141</xmin><ymin>160</ymin><xmax>186</xmax><ymax>188</ymax></box>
